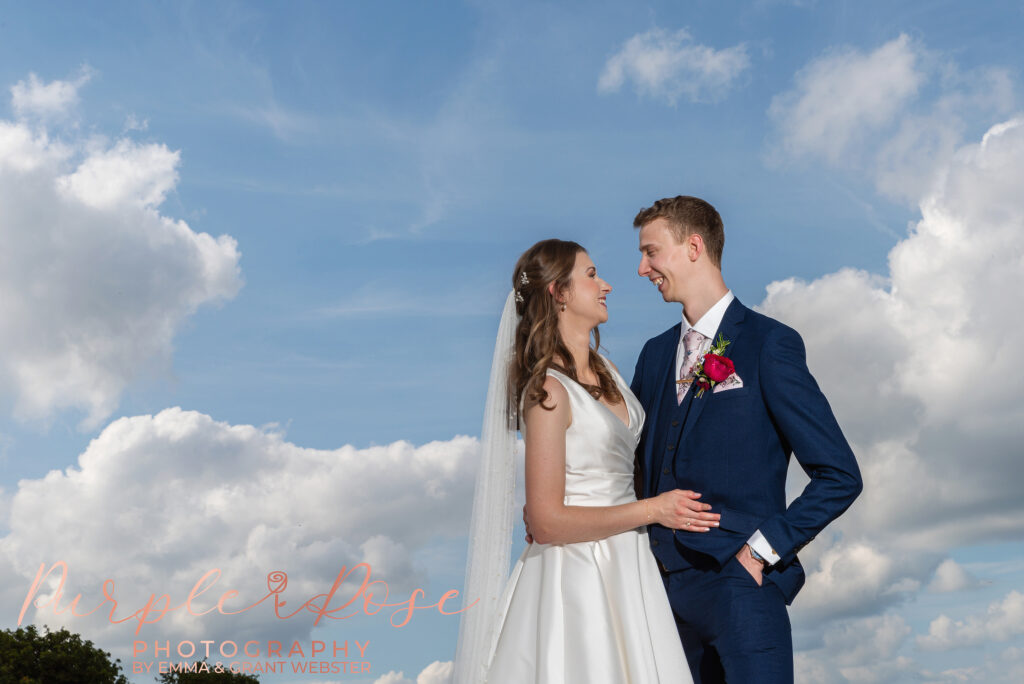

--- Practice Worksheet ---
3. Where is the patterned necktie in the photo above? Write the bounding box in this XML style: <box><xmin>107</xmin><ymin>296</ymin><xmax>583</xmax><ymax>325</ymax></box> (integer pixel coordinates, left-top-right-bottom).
<box><xmin>677</xmin><ymin>328</ymin><xmax>706</xmax><ymax>404</ymax></box>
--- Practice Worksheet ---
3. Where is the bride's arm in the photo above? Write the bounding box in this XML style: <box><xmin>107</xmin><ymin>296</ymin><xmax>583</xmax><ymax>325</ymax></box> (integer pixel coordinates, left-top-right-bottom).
<box><xmin>525</xmin><ymin>376</ymin><xmax>719</xmax><ymax>545</ymax></box>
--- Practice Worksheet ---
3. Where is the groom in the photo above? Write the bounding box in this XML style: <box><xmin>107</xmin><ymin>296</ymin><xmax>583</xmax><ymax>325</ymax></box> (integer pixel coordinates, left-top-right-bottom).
<box><xmin>630</xmin><ymin>196</ymin><xmax>862</xmax><ymax>683</ymax></box>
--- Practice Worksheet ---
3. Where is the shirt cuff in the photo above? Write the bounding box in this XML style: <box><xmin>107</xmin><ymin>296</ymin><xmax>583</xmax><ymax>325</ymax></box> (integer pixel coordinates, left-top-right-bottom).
<box><xmin>748</xmin><ymin>530</ymin><xmax>781</xmax><ymax>566</ymax></box>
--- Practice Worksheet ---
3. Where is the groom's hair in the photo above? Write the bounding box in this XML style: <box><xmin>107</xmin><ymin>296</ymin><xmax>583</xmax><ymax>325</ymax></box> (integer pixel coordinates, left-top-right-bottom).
<box><xmin>633</xmin><ymin>196</ymin><xmax>724</xmax><ymax>268</ymax></box>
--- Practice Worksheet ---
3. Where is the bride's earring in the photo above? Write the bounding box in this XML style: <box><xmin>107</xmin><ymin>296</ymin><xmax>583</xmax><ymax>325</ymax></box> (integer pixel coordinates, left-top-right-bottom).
<box><xmin>549</xmin><ymin>283</ymin><xmax>566</xmax><ymax>313</ymax></box>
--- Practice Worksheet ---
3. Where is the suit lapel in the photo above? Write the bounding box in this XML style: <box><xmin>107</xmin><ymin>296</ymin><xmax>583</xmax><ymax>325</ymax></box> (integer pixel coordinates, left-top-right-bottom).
<box><xmin>678</xmin><ymin>298</ymin><xmax>747</xmax><ymax>444</ymax></box>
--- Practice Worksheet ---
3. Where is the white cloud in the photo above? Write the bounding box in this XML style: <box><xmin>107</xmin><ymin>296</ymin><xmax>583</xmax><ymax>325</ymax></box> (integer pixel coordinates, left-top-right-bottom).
<box><xmin>913</xmin><ymin>645</ymin><xmax>1024</xmax><ymax>684</ymax></box>
<box><xmin>373</xmin><ymin>661</ymin><xmax>452</xmax><ymax>684</ymax></box>
<box><xmin>764</xmin><ymin>117</ymin><xmax>1024</xmax><ymax>675</ymax></box>
<box><xmin>374</xmin><ymin>673</ymin><xmax>411</xmax><ymax>684</ymax></box>
<box><xmin>0</xmin><ymin>484</ymin><xmax>9</xmax><ymax>527</ymax></box>
<box><xmin>792</xmin><ymin>542</ymin><xmax>925</xmax><ymax>623</ymax></box>
<box><xmin>918</xmin><ymin>591</ymin><xmax>1024</xmax><ymax>651</ymax></box>
<box><xmin>768</xmin><ymin>35</ymin><xmax>1016</xmax><ymax>202</ymax></box>
<box><xmin>761</xmin><ymin>117</ymin><xmax>1024</xmax><ymax>552</ymax></box>
<box><xmin>0</xmin><ymin>72</ymin><xmax>242</xmax><ymax>428</ymax></box>
<box><xmin>0</xmin><ymin>120</ymin><xmax>71</xmax><ymax>173</ymax></box>
<box><xmin>826</xmin><ymin>614</ymin><xmax>911</xmax><ymax>666</ymax></box>
<box><xmin>928</xmin><ymin>559</ymin><xmax>981</xmax><ymax>593</ymax></box>
<box><xmin>57</xmin><ymin>138</ymin><xmax>180</xmax><ymax>210</ymax></box>
<box><xmin>416</xmin><ymin>661</ymin><xmax>454</xmax><ymax>684</ymax></box>
<box><xmin>769</xmin><ymin>34</ymin><xmax>923</xmax><ymax>163</ymax></box>
<box><xmin>10</xmin><ymin>67</ymin><xmax>94</xmax><ymax>120</ymax></box>
<box><xmin>873</xmin><ymin>64</ymin><xmax>1016</xmax><ymax>202</ymax></box>
<box><xmin>795</xmin><ymin>605</ymin><xmax>1024</xmax><ymax>683</ymax></box>
<box><xmin>795</xmin><ymin>614</ymin><xmax>917</xmax><ymax>683</ymax></box>
<box><xmin>0</xmin><ymin>408</ymin><xmax>477</xmax><ymax>649</ymax></box>
<box><xmin>123</xmin><ymin>113</ymin><xmax>148</xmax><ymax>132</ymax></box>
<box><xmin>598</xmin><ymin>28</ymin><xmax>750</xmax><ymax>104</ymax></box>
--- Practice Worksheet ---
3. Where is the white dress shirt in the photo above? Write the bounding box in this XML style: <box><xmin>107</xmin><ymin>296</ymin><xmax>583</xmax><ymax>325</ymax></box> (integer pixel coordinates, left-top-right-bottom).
<box><xmin>677</xmin><ymin>290</ymin><xmax>780</xmax><ymax>566</ymax></box>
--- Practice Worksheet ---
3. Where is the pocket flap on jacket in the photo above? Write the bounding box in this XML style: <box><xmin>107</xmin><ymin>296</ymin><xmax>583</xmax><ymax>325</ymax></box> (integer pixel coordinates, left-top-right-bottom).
<box><xmin>718</xmin><ymin>506</ymin><xmax>764</xmax><ymax>535</ymax></box>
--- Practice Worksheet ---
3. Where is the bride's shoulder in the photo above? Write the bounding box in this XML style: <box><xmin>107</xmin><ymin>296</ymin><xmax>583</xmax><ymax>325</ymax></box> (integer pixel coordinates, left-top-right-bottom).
<box><xmin>540</xmin><ymin>372</ymin><xmax>570</xmax><ymax>401</ymax></box>
<box><xmin>521</xmin><ymin>373</ymin><xmax>572</xmax><ymax>430</ymax></box>
<box><xmin>597</xmin><ymin>353</ymin><xmax>623</xmax><ymax>377</ymax></box>
<box><xmin>522</xmin><ymin>371</ymin><xmax>570</xmax><ymax>409</ymax></box>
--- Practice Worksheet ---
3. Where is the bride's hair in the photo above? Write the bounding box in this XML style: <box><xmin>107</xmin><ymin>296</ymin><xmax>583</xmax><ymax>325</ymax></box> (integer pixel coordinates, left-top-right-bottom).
<box><xmin>510</xmin><ymin>239</ymin><xmax>622</xmax><ymax>419</ymax></box>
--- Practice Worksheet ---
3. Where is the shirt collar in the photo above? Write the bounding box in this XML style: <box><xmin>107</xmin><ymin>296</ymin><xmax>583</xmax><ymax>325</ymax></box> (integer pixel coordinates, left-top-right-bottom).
<box><xmin>681</xmin><ymin>290</ymin><xmax>734</xmax><ymax>340</ymax></box>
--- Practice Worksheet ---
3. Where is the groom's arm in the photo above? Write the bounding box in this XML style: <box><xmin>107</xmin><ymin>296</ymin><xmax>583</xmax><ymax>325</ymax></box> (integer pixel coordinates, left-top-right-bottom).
<box><xmin>755</xmin><ymin>324</ymin><xmax>863</xmax><ymax>566</ymax></box>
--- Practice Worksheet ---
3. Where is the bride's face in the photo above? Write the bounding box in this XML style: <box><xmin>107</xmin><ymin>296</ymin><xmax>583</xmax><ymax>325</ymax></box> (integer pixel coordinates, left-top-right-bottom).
<box><xmin>560</xmin><ymin>251</ymin><xmax>612</xmax><ymax>326</ymax></box>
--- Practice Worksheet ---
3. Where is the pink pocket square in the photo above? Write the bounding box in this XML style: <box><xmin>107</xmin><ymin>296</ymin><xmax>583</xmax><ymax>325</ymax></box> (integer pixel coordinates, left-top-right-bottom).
<box><xmin>712</xmin><ymin>372</ymin><xmax>743</xmax><ymax>393</ymax></box>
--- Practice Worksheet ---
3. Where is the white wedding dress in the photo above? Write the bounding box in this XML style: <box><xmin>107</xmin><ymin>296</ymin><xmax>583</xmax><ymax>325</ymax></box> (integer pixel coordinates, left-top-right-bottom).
<box><xmin>484</xmin><ymin>362</ymin><xmax>692</xmax><ymax>683</ymax></box>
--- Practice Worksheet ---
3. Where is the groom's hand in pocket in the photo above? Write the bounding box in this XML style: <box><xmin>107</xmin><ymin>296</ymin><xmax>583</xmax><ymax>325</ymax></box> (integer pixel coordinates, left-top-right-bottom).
<box><xmin>736</xmin><ymin>544</ymin><xmax>765</xmax><ymax>586</ymax></box>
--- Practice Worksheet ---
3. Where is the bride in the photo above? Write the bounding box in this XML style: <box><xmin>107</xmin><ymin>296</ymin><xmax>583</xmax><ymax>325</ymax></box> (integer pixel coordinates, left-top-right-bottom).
<box><xmin>454</xmin><ymin>239</ymin><xmax>719</xmax><ymax>683</ymax></box>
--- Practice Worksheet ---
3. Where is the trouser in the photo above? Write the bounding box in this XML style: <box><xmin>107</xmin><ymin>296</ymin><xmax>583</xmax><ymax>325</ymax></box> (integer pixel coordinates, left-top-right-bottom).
<box><xmin>662</xmin><ymin>555</ymin><xmax>794</xmax><ymax>684</ymax></box>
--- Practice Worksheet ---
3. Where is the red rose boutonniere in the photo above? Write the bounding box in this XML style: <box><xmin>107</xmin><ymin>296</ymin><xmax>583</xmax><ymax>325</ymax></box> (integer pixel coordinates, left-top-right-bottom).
<box><xmin>693</xmin><ymin>333</ymin><xmax>733</xmax><ymax>398</ymax></box>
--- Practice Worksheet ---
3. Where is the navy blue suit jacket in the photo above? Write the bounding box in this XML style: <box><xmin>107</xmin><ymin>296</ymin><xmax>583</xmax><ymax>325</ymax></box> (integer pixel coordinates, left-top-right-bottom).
<box><xmin>631</xmin><ymin>298</ymin><xmax>862</xmax><ymax>603</ymax></box>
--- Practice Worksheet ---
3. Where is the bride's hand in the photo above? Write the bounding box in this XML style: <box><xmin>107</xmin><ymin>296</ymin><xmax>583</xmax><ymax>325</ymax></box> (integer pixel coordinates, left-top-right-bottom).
<box><xmin>650</xmin><ymin>490</ymin><xmax>720</xmax><ymax>532</ymax></box>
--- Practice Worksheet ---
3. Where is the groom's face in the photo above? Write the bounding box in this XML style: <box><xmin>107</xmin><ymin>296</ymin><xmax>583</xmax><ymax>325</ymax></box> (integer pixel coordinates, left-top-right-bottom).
<box><xmin>637</xmin><ymin>218</ymin><xmax>691</xmax><ymax>304</ymax></box>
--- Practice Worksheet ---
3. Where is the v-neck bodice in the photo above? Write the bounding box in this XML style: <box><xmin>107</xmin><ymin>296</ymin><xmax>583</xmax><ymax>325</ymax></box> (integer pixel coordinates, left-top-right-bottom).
<box><xmin>536</xmin><ymin>358</ymin><xmax>645</xmax><ymax>506</ymax></box>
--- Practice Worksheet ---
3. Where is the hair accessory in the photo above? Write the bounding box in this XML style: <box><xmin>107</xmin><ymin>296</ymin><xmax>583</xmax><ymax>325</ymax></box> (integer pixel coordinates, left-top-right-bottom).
<box><xmin>514</xmin><ymin>290</ymin><xmax>524</xmax><ymax>304</ymax></box>
<box><xmin>519</xmin><ymin>271</ymin><xmax>529</xmax><ymax>286</ymax></box>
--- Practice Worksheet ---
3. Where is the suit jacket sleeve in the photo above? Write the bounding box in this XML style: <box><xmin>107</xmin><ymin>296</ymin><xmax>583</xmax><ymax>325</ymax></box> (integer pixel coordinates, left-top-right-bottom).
<box><xmin>757</xmin><ymin>325</ymin><xmax>863</xmax><ymax>564</ymax></box>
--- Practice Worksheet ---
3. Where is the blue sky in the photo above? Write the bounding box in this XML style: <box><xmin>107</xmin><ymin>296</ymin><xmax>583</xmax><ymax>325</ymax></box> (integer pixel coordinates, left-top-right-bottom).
<box><xmin>1</xmin><ymin>1</ymin><xmax>1023</xmax><ymax>682</ymax></box>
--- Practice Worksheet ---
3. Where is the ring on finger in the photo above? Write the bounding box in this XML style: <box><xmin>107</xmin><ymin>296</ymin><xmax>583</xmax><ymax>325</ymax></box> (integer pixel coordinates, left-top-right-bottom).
<box><xmin>685</xmin><ymin>520</ymin><xmax>692</xmax><ymax>527</ymax></box>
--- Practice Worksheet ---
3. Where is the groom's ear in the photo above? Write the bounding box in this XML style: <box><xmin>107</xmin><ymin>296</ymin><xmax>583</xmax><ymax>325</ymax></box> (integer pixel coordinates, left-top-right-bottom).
<box><xmin>688</xmin><ymin>233</ymin><xmax>705</xmax><ymax>261</ymax></box>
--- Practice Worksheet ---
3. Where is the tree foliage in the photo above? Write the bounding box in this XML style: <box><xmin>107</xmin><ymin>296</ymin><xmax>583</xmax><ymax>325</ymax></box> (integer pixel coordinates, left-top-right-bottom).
<box><xmin>156</xmin><ymin>660</ymin><xmax>260</xmax><ymax>683</ymax></box>
<box><xmin>0</xmin><ymin>624</ymin><xmax>129</xmax><ymax>684</ymax></box>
